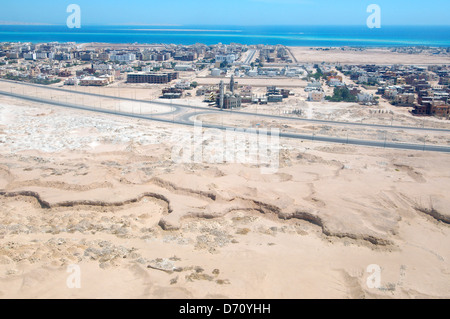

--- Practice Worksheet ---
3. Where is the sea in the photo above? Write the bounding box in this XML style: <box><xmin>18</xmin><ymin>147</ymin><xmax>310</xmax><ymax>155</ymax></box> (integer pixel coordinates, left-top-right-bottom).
<box><xmin>0</xmin><ymin>25</ymin><xmax>449</xmax><ymax>47</ymax></box>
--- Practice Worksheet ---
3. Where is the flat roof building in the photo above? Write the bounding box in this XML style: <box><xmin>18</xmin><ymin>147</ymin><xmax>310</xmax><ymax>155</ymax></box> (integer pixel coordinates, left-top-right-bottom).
<box><xmin>80</xmin><ymin>76</ymin><xmax>109</xmax><ymax>86</ymax></box>
<box><xmin>127</xmin><ymin>72</ymin><xmax>179</xmax><ymax>84</ymax></box>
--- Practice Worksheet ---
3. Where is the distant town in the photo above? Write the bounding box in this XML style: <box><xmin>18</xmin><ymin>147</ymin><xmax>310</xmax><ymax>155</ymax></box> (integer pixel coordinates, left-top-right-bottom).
<box><xmin>0</xmin><ymin>42</ymin><xmax>449</xmax><ymax>118</ymax></box>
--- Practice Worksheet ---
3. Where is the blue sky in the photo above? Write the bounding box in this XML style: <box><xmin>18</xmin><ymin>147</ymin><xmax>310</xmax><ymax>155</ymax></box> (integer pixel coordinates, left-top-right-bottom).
<box><xmin>0</xmin><ymin>0</ymin><xmax>449</xmax><ymax>26</ymax></box>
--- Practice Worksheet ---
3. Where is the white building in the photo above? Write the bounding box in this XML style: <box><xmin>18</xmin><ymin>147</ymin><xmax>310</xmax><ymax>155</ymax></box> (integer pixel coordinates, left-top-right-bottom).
<box><xmin>174</xmin><ymin>64</ymin><xmax>194</xmax><ymax>71</ymax></box>
<box><xmin>93</xmin><ymin>64</ymin><xmax>113</xmax><ymax>71</ymax></box>
<box><xmin>215</xmin><ymin>54</ymin><xmax>236</xmax><ymax>64</ymax></box>
<box><xmin>247</xmin><ymin>69</ymin><xmax>258</xmax><ymax>77</ymax></box>
<box><xmin>285</xmin><ymin>70</ymin><xmax>298</xmax><ymax>77</ymax></box>
<box><xmin>328</xmin><ymin>78</ymin><xmax>343</xmax><ymax>87</ymax></box>
<box><xmin>305</xmin><ymin>80</ymin><xmax>322</xmax><ymax>92</ymax></box>
<box><xmin>175</xmin><ymin>80</ymin><xmax>191</xmax><ymax>90</ymax></box>
<box><xmin>24</xmin><ymin>53</ymin><xmax>37</xmax><ymax>61</ymax></box>
<box><xmin>64</xmin><ymin>77</ymin><xmax>80</xmax><ymax>86</ymax></box>
<box><xmin>110</xmin><ymin>53</ymin><xmax>136</xmax><ymax>62</ymax></box>
<box><xmin>211</xmin><ymin>68</ymin><xmax>221</xmax><ymax>76</ymax></box>
<box><xmin>286</xmin><ymin>68</ymin><xmax>306</xmax><ymax>77</ymax></box>
<box><xmin>357</xmin><ymin>93</ymin><xmax>374</xmax><ymax>103</ymax></box>
<box><xmin>36</xmin><ymin>52</ymin><xmax>48</xmax><ymax>59</ymax></box>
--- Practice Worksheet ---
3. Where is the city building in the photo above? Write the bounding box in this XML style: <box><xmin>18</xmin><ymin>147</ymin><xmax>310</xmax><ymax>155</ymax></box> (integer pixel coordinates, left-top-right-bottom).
<box><xmin>308</xmin><ymin>91</ymin><xmax>325</xmax><ymax>102</ymax></box>
<box><xmin>64</xmin><ymin>77</ymin><xmax>80</xmax><ymax>86</ymax></box>
<box><xmin>395</xmin><ymin>93</ymin><xmax>415</xmax><ymax>106</ymax></box>
<box><xmin>79</xmin><ymin>76</ymin><xmax>109</xmax><ymax>86</ymax></box>
<box><xmin>162</xmin><ymin>87</ymin><xmax>183</xmax><ymax>99</ymax></box>
<box><xmin>217</xmin><ymin>92</ymin><xmax>241</xmax><ymax>109</ymax></box>
<box><xmin>175</xmin><ymin>80</ymin><xmax>191</xmax><ymax>90</ymax></box>
<box><xmin>211</xmin><ymin>68</ymin><xmax>221</xmax><ymax>77</ymax></box>
<box><xmin>110</xmin><ymin>52</ymin><xmax>136</xmax><ymax>62</ymax></box>
<box><xmin>24</xmin><ymin>53</ymin><xmax>37</xmax><ymax>61</ymax></box>
<box><xmin>215</xmin><ymin>54</ymin><xmax>236</xmax><ymax>64</ymax></box>
<box><xmin>357</xmin><ymin>93</ymin><xmax>374</xmax><ymax>103</ymax></box>
<box><xmin>127</xmin><ymin>72</ymin><xmax>179</xmax><ymax>84</ymax></box>
<box><xmin>174</xmin><ymin>64</ymin><xmax>194</xmax><ymax>72</ymax></box>
<box><xmin>268</xmin><ymin>94</ymin><xmax>283</xmax><ymax>102</ymax></box>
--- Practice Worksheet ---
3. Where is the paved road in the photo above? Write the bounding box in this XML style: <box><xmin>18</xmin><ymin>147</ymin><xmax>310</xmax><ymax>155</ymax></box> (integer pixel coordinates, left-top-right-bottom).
<box><xmin>0</xmin><ymin>90</ymin><xmax>181</xmax><ymax>118</ymax></box>
<box><xmin>1</xmin><ymin>89</ymin><xmax>450</xmax><ymax>154</ymax></box>
<box><xmin>2</xmin><ymin>79</ymin><xmax>449</xmax><ymax>133</ymax></box>
<box><xmin>243</xmin><ymin>49</ymin><xmax>257</xmax><ymax>65</ymax></box>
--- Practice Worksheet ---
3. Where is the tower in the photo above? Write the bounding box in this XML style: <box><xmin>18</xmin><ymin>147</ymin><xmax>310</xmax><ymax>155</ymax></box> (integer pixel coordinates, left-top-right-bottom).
<box><xmin>219</xmin><ymin>80</ymin><xmax>224</xmax><ymax>110</ymax></box>
<box><xmin>230</xmin><ymin>75</ymin><xmax>235</xmax><ymax>93</ymax></box>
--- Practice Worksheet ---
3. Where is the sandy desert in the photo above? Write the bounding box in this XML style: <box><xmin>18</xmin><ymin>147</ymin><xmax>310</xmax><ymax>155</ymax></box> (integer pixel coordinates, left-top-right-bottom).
<box><xmin>0</xmin><ymin>46</ymin><xmax>449</xmax><ymax>299</ymax></box>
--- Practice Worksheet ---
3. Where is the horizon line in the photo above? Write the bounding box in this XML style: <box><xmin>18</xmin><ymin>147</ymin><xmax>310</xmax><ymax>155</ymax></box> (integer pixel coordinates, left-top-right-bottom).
<box><xmin>1</xmin><ymin>23</ymin><xmax>450</xmax><ymax>27</ymax></box>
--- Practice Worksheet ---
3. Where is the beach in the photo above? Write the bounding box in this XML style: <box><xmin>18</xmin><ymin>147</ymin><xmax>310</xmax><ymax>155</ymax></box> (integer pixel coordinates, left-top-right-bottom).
<box><xmin>289</xmin><ymin>47</ymin><xmax>450</xmax><ymax>65</ymax></box>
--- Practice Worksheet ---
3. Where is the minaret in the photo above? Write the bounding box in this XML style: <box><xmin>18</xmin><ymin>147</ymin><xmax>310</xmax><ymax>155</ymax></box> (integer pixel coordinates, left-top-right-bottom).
<box><xmin>219</xmin><ymin>80</ymin><xmax>224</xmax><ymax>110</ymax></box>
<box><xmin>230</xmin><ymin>75</ymin><xmax>234</xmax><ymax>93</ymax></box>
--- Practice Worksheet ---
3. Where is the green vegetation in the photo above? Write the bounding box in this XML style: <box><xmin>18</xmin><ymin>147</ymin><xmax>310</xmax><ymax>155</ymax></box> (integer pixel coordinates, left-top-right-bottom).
<box><xmin>359</xmin><ymin>80</ymin><xmax>379</xmax><ymax>86</ymax></box>
<box><xmin>220</xmin><ymin>61</ymin><xmax>231</xmax><ymax>69</ymax></box>
<box><xmin>308</xmin><ymin>65</ymin><xmax>325</xmax><ymax>80</ymax></box>
<box><xmin>4</xmin><ymin>74</ymin><xmax>61</xmax><ymax>85</ymax></box>
<box><xmin>32</xmin><ymin>78</ymin><xmax>61</xmax><ymax>85</ymax></box>
<box><xmin>325</xmin><ymin>86</ymin><xmax>358</xmax><ymax>102</ymax></box>
<box><xmin>190</xmin><ymin>81</ymin><xmax>198</xmax><ymax>89</ymax></box>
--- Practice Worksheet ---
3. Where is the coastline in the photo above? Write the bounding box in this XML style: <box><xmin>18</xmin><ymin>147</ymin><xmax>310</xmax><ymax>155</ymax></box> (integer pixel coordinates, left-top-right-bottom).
<box><xmin>79</xmin><ymin>43</ymin><xmax>450</xmax><ymax>65</ymax></box>
<box><xmin>0</xmin><ymin>25</ymin><xmax>449</xmax><ymax>47</ymax></box>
